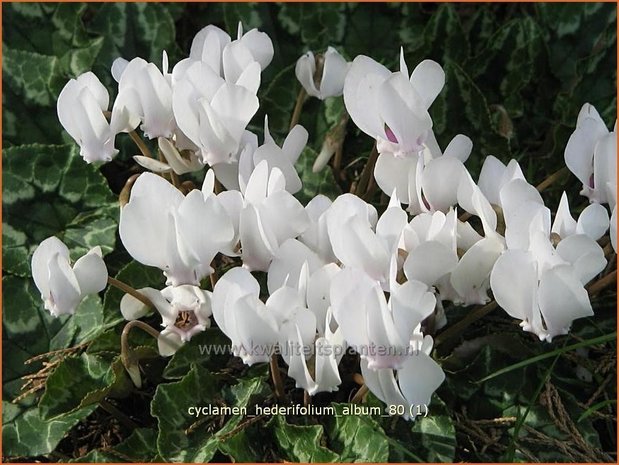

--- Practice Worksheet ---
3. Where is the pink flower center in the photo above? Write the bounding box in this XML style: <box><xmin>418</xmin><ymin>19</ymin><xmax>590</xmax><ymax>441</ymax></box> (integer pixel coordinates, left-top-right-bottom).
<box><xmin>384</xmin><ymin>124</ymin><xmax>398</xmax><ymax>143</ymax></box>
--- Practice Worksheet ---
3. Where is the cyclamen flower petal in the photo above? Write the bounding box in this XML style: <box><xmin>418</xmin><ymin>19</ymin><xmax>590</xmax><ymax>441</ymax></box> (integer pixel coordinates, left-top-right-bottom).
<box><xmin>344</xmin><ymin>51</ymin><xmax>443</xmax><ymax>154</ymax></box>
<box><xmin>552</xmin><ymin>192</ymin><xmax>609</xmax><ymax>241</ymax></box>
<box><xmin>330</xmin><ymin>268</ymin><xmax>435</xmax><ymax>369</ymax></box>
<box><xmin>57</xmin><ymin>72</ymin><xmax>118</xmax><ymax>163</ymax></box>
<box><xmin>360</xmin><ymin>334</ymin><xmax>444</xmax><ymax>421</ymax></box>
<box><xmin>295</xmin><ymin>46</ymin><xmax>349</xmax><ymax>99</ymax></box>
<box><xmin>119</xmin><ymin>173</ymin><xmax>235</xmax><ymax>285</ymax></box>
<box><xmin>238</xmin><ymin>161</ymin><xmax>309</xmax><ymax>272</ymax></box>
<box><xmin>111</xmin><ymin>57</ymin><xmax>175</xmax><ymax>139</ymax></box>
<box><xmin>564</xmin><ymin>103</ymin><xmax>616</xmax><ymax>203</ymax></box>
<box><xmin>32</xmin><ymin>237</ymin><xmax>107</xmax><ymax>317</ymax></box>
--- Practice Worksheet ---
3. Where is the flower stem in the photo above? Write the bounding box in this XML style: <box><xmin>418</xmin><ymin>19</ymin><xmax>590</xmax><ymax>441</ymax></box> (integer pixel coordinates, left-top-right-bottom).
<box><xmin>289</xmin><ymin>87</ymin><xmax>307</xmax><ymax>131</ymax></box>
<box><xmin>353</xmin><ymin>143</ymin><xmax>379</xmax><ymax>196</ymax></box>
<box><xmin>435</xmin><ymin>301</ymin><xmax>498</xmax><ymax>348</ymax></box>
<box><xmin>536</xmin><ymin>166</ymin><xmax>569</xmax><ymax>193</ymax></box>
<box><xmin>120</xmin><ymin>319</ymin><xmax>161</xmax><ymax>388</ymax></box>
<box><xmin>129</xmin><ymin>130</ymin><xmax>154</xmax><ymax>159</ymax></box>
<box><xmin>107</xmin><ymin>276</ymin><xmax>154</xmax><ymax>308</ymax></box>
<box><xmin>586</xmin><ymin>270</ymin><xmax>617</xmax><ymax>296</ymax></box>
<box><xmin>351</xmin><ymin>384</ymin><xmax>369</xmax><ymax>404</ymax></box>
<box><xmin>269</xmin><ymin>354</ymin><xmax>285</xmax><ymax>401</ymax></box>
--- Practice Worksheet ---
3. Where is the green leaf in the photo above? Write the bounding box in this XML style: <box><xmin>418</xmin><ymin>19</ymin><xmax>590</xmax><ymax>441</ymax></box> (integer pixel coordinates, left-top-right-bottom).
<box><xmin>326</xmin><ymin>403</ymin><xmax>390</xmax><ymax>462</ymax></box>
<box><xmin>295</xmin><ymin>146</ymin><xmax>343</xmax><ymax>205</ymax></box>
<box><xmin>3</xmin><ymin>143</ymin><xmax>117</xmax><ymax>276</ymax></box>
<box><xmin>71</xmin><ymin>427</ymin><xmax>158</xmax><ymax>462</ymax></box>
<box><xmin>2</xmin><ymin>402</ymin><xmax>96</xmax><ymax>458</ymax></box>
<box><xmin>2</xmin><ymin>276</ymin><xmax>108</xmax><ymax>401</ymax></box>
<box><xmin>409</xmin><ymin>396</ymin><xmax>456</xmax><ymax>462</ymax></box>
<box><xmin>39</xmin><ymin>353</ymin><xmax>132</xmax><ymax>419</ymax></box>
<box><xmin>152</xmin><ymin>365</ymin><xmax>269</xmax><ymax>462</ymax></box>
<box><xmin>2</xmin><ymin>45</ymin><xmax>60</xmax><ymax>106</ymax></box>
<box><xmin>102</xmin><ymin>261</ymin><xmax>165</xmax><ymax>327</ymax></box>
<box><xmin>268</xmin><ymin>415</ymin><xmax>339</xmax><ymax>462</ymax></box>
<box><xmin>163</xmin><ymin>327</ymin><xmax>232</xmax><ymax>379</ymax></box>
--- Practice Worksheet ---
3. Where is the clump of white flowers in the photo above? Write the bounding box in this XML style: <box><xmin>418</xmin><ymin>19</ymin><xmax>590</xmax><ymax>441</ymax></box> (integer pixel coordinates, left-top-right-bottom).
<box><xmin>37</xmin><ymin>20</ymin><xmax>616</xmax><ymax>421</ymax></box>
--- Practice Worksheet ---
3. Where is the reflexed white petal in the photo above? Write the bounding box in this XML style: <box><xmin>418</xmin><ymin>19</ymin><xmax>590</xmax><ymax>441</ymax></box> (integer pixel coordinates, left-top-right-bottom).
<box><xmin>478</xmin><ymin>155</ymin><xmax>506</xmax><ymax>206</ymax></box>
<box><xmin>376</xmin><ymin>198</ymin><xmax>408</xmax><ymax>253</ymax></box>
<box><xmin>592</xmin><ymin>132</ymin><xmax>617</xmax><ymax>204</ymax></box>
<box><xmin>313</xmin><ymin>336</ymin><xmax>342</xmax><ymax>394</ymax></box>
<box><xmin>551</xmin><ymin>192</ymin><xmax>577</xmax><ymax>239</ymax></box>
<box><xmin>390</xmin><ymin>280</ymin><xmax>436</xmax><ymax>344</ymax></box>
<box><xmin>133</xmin><ymin>155</ymin><xmax>172</xmax><ymax>173</ymax></box>
<box><xmin>267</xmin><ymin>239</ymin><xmax>323</xmax><ymax>295</ymax></box>
<box><xmin>360</xmin><ymin>360</ymin><xmax>407</xmax><ymax>416</ymax></box>
<box><xmin>119</xmin><ymin>173</ymin><xmax>184</xmax><ymax>272</ymax></box>
<box><xmin>565</xmin><ymin>114</ymin><xmax>608</xmax><ymax>188</ymax></box>
<box><xmin>374</xmin><ymin>153</ymin><xmax>417</xmax><ymax>203</ymax></box>
<box><xmin>343</xmin><ymin>55</ymin><xmax>391</xmax><ymax>140</ymax></box>
<box><xmin>47</xmin><ymin>253</ymin><xmax>82</xmax><ymax>316</ymax></box>
<box><xmin>120</xmin><ymin>292</ymin><xmax>151</xmax><ymax>321</ymax></box>
<box><xmin>76</xmin><ymin>72</ymin><xmax>109</xmax><ymax>110</ymax></box>
<box><xmin>538</xmin><ymin>265</ymin><xmax>593</xmax><ymax>340</ymax></box>
<box><xmin>32</xmin><ymin>236</ymin><xmax>71</xmax><ymax>299</ymax></box>
<box><xmin>72</xmin><ymin>247</ymin><xmax>108</xmax><ymax>296</ymax></box>
<box><xmin>450</xmin><ymin>237</ymin><xmax>503</xmax><ymax>304</ymax></box>
<box><xmin>239</xmin><ymin>205</ymin><xmax>279</xmax><ymax>272</ymax></box>
<box><xmin>490</xmin><ymin>250</ymin><xmax>537</xmax><ymax>322</ymax></box>
<box><xmin>158</xmin><ymin>328</ymin><xmax>184</xmax><ymax>357</ymax></box>
<box><xmin>286</xmin><ymin>325</ymin><xmax>318</xmax><ymax>393</ymax></box>
<box><xmin>189</xmin><ymin>25</ymin><xmax>231</xmax><ymax>74</ymax></box>
<box><xmin>111</xmin><ymin>57</ymin><xmax>129</xmax><ymax>83</ymax></box>
<box><xmin>555</xmin><ymin>235</ymin><xmax>606</xmax><ymax>285</ymax></box>
<box><xmin>422</xmin><ymin>156</ymin><xmax>466</xmax><ymax>212</ymax></box>
<box><xmin>378</xmin><ymin>72</ymin><xmax>430</xmax><ymax>151</ymax></box>
<box><xmin>442</xmin><ymin>134</ymin><xmax>473</xmax><ymax>163</ymax></box>
<box><xmin>295</xmin><ymin>51</ymin><xmax>320</xmax><ymax>97</ymax></box>
<box><xmin>318</xmin><ymin>46</ymin><xmax>349</xmax><ymax>99</ymax></box>
<box><xmin>409</xmin><ymin>59</ymin><xmax>445</xmax><ymax>109</ymax></box>
<box><xmin>211</xmin><ymin>267</ymin><xmax>260</xmax><ymax>333</ymax></box>
<box><xmin>239</xmin><ymin>28</ymin><xmax>274</xmax><ymax>70</ymax></box>
<box><xmin>403</xmin><ymin>241</ymin><xmax>458</xmax><ymax>287</ymax></box>
<box><xmin>307</xmin><ymin>263</ymin><xmax>340</xmax><ymax>335</ymax></box>
<box><xmin>282</xmin><ymin>125</ymin><xmax>309</xmax><ymax>164</ymax></box>
<box><xmin>232</xmin><ymin>295</ymin><xmax>279</xmax><ymax>365</ymax></box>
<box><xmin>397</xmin><ymin>351</ymin><xmax>445</xmax><ymax>417</ymax></box>
<box><xmin>330</xmin><ymin>267</ymin><xmax>375</xmax><ymax>349</ymax></box>
<box><xmin>235</xmin><ymin>61</ymin><xmax>261</xmax><ymax>94</ymax></box>
<box><xmin>576</xmin><ymin>203</ymin><xmax>609</xmax><ymax>240</ymax></box>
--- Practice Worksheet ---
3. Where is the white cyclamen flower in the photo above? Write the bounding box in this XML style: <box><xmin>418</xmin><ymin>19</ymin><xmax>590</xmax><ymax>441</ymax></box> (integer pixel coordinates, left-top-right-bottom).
<box><xmin>327</xmin><ymin>193</ymin><xmax>408</xmax><ymax>287</ymax></box>
<box><xmin>173</xmin><ymin>59</ymin><xmax>259</xmax><ymax>166</ymax></box>
<box><xmin>564</xmin><ymin>103</ymin><xmax>617</xmax><ymax>205</ymax></box>
<box><xmin>330</xmin><ymin>267</ymin><xmax>436</xmax><ymax>370</ymax></box>
<box><xmin>119</xmin><ymin>172</ymin><xmax>236</xmax><ymax>286</ymax></box>
<box><xmin>121</xmin><ymin>284</ymin><xmax>212</xmax><ymax>356</ymax></box>
<box><xmin>111</xmin><ymin>57</ymin><xmax>175</xmax><ymax>140</ymax></box>
<box><xmin>32</xmin><ymin>237</ymin><xmax>107</xmax><ymax>317</ymax></box>
<box><xmin>57</xmin><ymin>72</ymin><xmax>118</xmax><ymax>163</ymax></box>
<box><xmin>490</xmin><ymin>187</ymin><xmax>607</xmax><ymax>341</ymax></box>
<box><xmin>295</xmin><ymin>46</ymin><xmax>349</xmax><ymax>99</ymax></box>
<box><xmin>238</xmin><ymin>160</ymin><xmax>309</xmax><ymax>271</ymax></box>
<box><xmin>374</xmin><ymin>133</ymin><xmax>472</xmax><ymax>215</ymax></box>
<box><xmin>344</xmin><ymin>48</ymin><xmax>444</xmax><ymax>155</ymax></box>
<box><xmin>360</xmin><ymin>332</ymin><xmax>444</xmax><ymax>421</ymax></box>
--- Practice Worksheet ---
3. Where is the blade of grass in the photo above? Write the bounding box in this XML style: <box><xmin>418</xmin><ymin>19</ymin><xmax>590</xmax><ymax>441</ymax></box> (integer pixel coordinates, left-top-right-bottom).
<box><xmin>505</xmin><ymin>340</ymin><xmax>565</xmax><ymax>461</ymax></box>
<box><xmin>577</xmin><ymin>399</ymin><xmax>617</xmax><ymax>423</ymax></box>
<box><xmin>477</xmin><ymin>331</ymin><xmax>616</xmax><ymax>384</ymax></box>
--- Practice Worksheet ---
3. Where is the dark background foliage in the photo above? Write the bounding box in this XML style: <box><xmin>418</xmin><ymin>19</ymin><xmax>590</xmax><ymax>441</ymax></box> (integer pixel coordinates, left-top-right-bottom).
<box><xmin>2</xmin><ymin>2</ymin><xmax>616</xmax><ymax>462</ymax></box>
